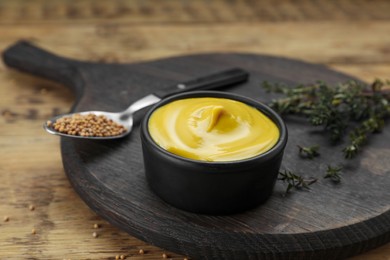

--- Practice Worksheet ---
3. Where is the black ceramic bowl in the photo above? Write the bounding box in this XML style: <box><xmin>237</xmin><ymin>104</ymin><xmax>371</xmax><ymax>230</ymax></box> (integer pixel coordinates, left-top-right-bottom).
<box><xmin>140</xmin><ymin>91</ymin><xmax>288</xmax><ymax>215</ymax></box>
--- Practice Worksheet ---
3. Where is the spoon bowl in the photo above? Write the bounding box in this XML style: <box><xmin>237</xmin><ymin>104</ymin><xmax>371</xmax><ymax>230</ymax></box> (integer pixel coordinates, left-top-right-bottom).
<box><xmin>44</xmin><ymin>94</ymin><xmax>161</xmax><ymax>139</ymax></box>
<box><xmin>45</xmin><ymin>111</ymin><xmax>128</xmax><ymax>140</ymax></box>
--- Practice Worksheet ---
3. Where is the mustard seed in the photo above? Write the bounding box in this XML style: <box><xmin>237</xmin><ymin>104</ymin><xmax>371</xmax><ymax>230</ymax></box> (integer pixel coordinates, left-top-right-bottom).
<box><xmin>93</xmin><ymin>223</ymin><xmax>100</xmax><ymax>229</ymax></box>
<box><xmin>4</xmin><ymin>216</ymin><xmax>9</xmax><ymax>222</ymax></box>
<box><xmin>115</xmin><ymin>255</ymin><xmax>119</xmax><ymax>260</ymax></box>
<box><xmin>32</xmin><ymin>228</ymin><xmax>36</xmax><ymax>235</ymax></box>
<box><xmin>92</xmin><ymin>231</ymin><xmax>98</xmax><ymax>238</ymax></box>
<box><xmin>2</xmin><ymin>110</ymin><xmax>11</xmax><ymax>117</ymax></box>
<box><xmin>162</xmin><ymin>253</ymin><xmax>168</xmax><ymax>258</ymax></box>
<box><xmin>51</xmin><ymin>113</ymin><xmax>126</xmax><ymax>137</ymax></box>
<box><xmin>120</xmin><ymin>255</ymin><xmax>125</xmax><ymax>259</ymax></box>
<box><xmin>139</xmin><ymin>249</ymin><xmax>145</xmax><ymax>254</ymax></box>
<box><xmin>29</xmin><ymin>204</ymin><xmax>35</xmax><ymax>211</ymax></box>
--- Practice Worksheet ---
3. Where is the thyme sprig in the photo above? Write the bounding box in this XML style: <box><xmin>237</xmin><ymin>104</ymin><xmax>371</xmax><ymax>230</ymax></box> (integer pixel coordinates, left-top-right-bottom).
<box><xmin>278</xmin><ymin>170</ymin><xmax>317</xmax><ymax>194</ymax></box>
<box><xmin>297</xmin><ymin>145</ymin><xmax>320</xmax><ymax>159</ymax></box>
<box><xmin>263</xmin><ymin>79</ymin><xmax>390</xmax><ymax>158</ymax></box>
<box><xmin>324</xmin><ymin>165</ymin><xmax>343</xmax><ymax>183</ymax></box>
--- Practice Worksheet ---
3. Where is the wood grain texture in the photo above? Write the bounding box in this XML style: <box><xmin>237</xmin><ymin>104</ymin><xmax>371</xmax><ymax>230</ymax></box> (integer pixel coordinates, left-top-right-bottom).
<box><xmin>1</xmin><ymin>0</ymin><xmax>390</xmax><ymax>24</ymax></box>
<box><xmin>0</xmin><ymin>0</ymin><xmax>390</xmax><ymax>259</ymax></box>
<box><xmin>1</xmin><ymin>21</ymin><xmax>390</xmax><ymax>67</ymax></box>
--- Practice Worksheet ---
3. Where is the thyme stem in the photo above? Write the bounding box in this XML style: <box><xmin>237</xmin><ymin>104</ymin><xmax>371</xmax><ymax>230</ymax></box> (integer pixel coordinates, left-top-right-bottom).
<box><xmin>278</xmin><ymin>170</ymin><xmax>317</xmax><ymax>195</ymax></box>
<box><xmin>263</xmin><ymin>79</ymin><xmax>390</xmax><ymax>159</ymax></box>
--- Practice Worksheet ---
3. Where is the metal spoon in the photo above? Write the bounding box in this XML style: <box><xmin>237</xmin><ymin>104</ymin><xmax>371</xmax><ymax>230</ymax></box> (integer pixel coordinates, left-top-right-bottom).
<box><xmin>44</xmin><ymin>68</ymin><xmax>249</xmax><ymax>139</ymax></box>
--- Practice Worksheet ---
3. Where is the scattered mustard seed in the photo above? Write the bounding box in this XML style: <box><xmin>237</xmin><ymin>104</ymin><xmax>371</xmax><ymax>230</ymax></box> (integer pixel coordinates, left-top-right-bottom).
<box><xmin>92</xmin><ymin>231</ymin><xmax>98</xmax><ymax>238</ymax></box>
<box><xmin>120</xmin><ymin>255</ymin><xmax>125</xmax><ymax>260</ymax></box>
<box><xmin>29</xmin><ymin>204</ymin><xmax>35</xmax><ymax>211</ymax></box>
<box><xmin>115</xmin><ymin>255</ymin><xmax>119</xmax><ymax>260</ymax></box>
<box><xmin>93</xmin><ymin>223</ymin><xmax>100</xmax><ymax>229</ymax></box>
<box><xmin>2</xmin><ymin>110</ymin><xmax>11</xmax><ymax>117</ymax></box>
<box><xmin>162</xmin><ymin>253</ymin><xmax>168</xmax><ymax>259</ymax></box>
<box><xmin>32</xmin><ymin>228</ymin><xmax>36</xmax><ymax>235</ymax></box>
<box><xmin>50</xmin><ymin>113</ymin><xmax>126</xmax><ymax>137</ymax></box>
<box><xmin>40</xmin><ymin>88</ymin><xmax>48</xmax><ymax>95</ymax></box>
<box><xmin>139</xmin><ymin>249</ymin><xmax>145</xmax><ymax>254</ymax></box>
<box><xmin>4</xmin><ymin>216</ymin><xmax>9</xmax><ymax>222</ymax></box>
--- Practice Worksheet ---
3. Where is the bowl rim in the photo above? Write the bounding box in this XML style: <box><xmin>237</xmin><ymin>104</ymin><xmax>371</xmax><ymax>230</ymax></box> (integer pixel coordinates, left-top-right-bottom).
<box><xmin>141</xmin><ymin>90</ymin><xmax>288</xmax><ymax>166</ymax></box>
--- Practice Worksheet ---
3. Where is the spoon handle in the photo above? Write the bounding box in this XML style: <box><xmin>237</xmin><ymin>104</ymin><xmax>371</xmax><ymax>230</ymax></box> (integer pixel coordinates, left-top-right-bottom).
<box><xmin>153</xmin><ymin>68</ymin><xmax>249</xmax><ymax>99</ymax></box>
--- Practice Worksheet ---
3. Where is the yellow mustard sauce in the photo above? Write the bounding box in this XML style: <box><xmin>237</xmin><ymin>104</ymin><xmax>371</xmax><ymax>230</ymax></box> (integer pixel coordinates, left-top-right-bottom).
<box><xmin>148</xmin><ymin>97</ymin><xmax>280</xmax><ymax>162</ymax></box>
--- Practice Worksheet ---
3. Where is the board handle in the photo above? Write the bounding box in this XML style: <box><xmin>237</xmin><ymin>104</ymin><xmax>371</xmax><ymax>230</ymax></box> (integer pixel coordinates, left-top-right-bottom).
<box><xmin>153</xmin><ymin>68</ymin><xmax>249</xmax><ymax>99</ymax></box>
<box><xmin>2</xmin><ymin>41</ymin><xmax>82</xmax><ymax>91</ymax></box>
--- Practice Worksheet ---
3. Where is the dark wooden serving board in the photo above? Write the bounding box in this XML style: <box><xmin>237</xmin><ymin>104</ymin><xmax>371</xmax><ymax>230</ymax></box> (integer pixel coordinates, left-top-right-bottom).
<box><xmin>3</xmin><ymin>41</ymin><xmax>390</xmax><ymax>260</ymax></box>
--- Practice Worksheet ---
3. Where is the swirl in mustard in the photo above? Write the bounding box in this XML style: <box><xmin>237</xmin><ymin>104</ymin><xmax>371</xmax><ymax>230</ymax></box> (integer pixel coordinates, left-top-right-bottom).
<box><xmin>148</xmin><ymin>97</ymin><xmax>279</xmax><ymax>162</ymax></box>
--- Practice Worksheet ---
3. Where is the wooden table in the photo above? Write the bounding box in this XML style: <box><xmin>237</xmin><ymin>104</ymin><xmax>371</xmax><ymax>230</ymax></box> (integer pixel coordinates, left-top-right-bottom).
<box><xmin>1</xmin><ymin>1</ymin><xmax>389</xmax><ymax>259</ymax></box>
